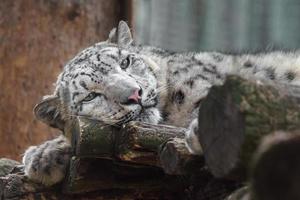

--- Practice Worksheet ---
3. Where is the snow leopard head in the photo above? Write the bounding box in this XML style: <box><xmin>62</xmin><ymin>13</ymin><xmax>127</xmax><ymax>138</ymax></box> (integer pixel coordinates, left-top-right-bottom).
<box><xmin>34</xmin><ymin>21</ymin><xmax>161</xmax><ymax>130</ymax></box>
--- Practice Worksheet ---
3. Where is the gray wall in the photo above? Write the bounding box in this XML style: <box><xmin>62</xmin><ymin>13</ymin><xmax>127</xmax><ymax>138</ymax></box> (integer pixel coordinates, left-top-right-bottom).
<box><xmin>133</xmin><ymin>0</ymin><xmax>300</xmax><ymax>52</ymax></box>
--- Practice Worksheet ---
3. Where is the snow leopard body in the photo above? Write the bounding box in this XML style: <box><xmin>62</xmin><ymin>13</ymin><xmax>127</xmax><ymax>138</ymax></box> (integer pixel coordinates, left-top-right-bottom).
<box><xmin>23</xmin><ymin>21</ymin><xmax>300</xmax><ymax>186</ymax></box>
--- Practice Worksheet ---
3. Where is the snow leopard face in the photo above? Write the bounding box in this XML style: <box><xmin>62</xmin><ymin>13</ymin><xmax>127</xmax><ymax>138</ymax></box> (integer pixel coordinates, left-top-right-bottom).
<box><xmin>34</xmin><ymin>21</ymin><xmax>161</xmax><ymax>130</ymax></box>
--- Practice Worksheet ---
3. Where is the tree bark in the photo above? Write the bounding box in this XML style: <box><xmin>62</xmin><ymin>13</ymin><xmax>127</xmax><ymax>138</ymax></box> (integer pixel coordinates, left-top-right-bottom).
<box><xmin>197</xmin><ymin>76</ymin><xmax>300</xmax><ymax>179</ymax></box>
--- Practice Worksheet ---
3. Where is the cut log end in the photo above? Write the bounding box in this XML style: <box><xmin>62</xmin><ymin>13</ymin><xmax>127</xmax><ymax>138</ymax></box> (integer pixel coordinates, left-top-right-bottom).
<box><xmin>159</xmin><ymin>138</ymin><xmax>204</xmax><ymax>175</ymax></box>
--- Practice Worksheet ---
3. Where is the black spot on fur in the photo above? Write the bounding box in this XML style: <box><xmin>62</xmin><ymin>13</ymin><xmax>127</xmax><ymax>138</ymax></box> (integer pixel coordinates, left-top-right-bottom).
<box><xmin>195</xmin><ymin>74</ymin><xmax>209</xmax><ymax>81</ymax></box>
<box><xmin>167</xmin><ymin>59</ymin><xmax>176</xmax><ymax>65</ymax></box>
<box><xmin>72</xmin><ymin>81</ymin><xmax>78</xmax><ymax>90</ymax></box>
<box><xmin>211</xmin><ymin>53</ymin><xmax>224</xmax><ymax>62</ymax></box>
<box><xmin>99</xmin><ymin>67</ymin><xmax>109</xmax><ymax>74</ymax></box>
<box><xmin>173</xmin><ymin>67</ymin><xmax>190</xmax><ymax>74</ymax></box>
<box><xmin>186</xmin><ymin>64</ymin><xmax>195</xmax><ymax>68</ymax></box>
<box><xmin>150</xmin><ymin>48</ymin><xmax>171</xmax><ymax>56</ymax></box>
<box><xmin>96</xmin><ymin>54</ymin><xmax>101</xmax><ymax>61</ymax></box>
<box><xmin>172</xmin><ymin>90</ymin><xmax>185</xmax><ymax>105</ymax></box>
<box><xmin>56</xmin><ymin>156</ymin><xmax>65</xmax><ymax>165</ymax></box>
<box><xmin>203</xmin><ymin>66</ymin><xmax>217</xmax><ymax>74</ymax></box>
<box><xmin>73</xmin><ymin>73</ymin><xmax>79</xmax><ymax>79</ymax></box>
<box><xmin>31</xmin><ymin>164</ymin><xmax>37</xmax><ymax>172</ymax></box>
<box><xmin>161</xmin><ymin>111</ymin><xmax>170</xmax><ymax>121</ymax></box>
<box><xmin>196</xmin><ymin>60</ymin><xmax>203</xmax><ymax>65</ymax></box>
<box><xmin>79</xmin><ymin>72</ymin><xmax>92</xmax><ymax>77</ymax></box>
<box><xmin>79</xmin><ymin>80</ymin><xmax>88</xmax><ymax>90</ymax></box>
<box><xmin>184</xmin><ymin>79</ymin><xmax>194</xmax><ymax>88</ymax></box>
<box><xmin>285</xmin><ymin>71</ymin><xmax>296</xmax><ymax>81</ymax></box>
<box><xmin>74</xmin><ymin>55</ymin><xmax>88</xmax><ymax>65</ymax></box>
<box><xmin>244</xmin><ymin>61</ymin><xmax>253</xmax><ymax>68</ymax></box>
<box><xmin>173</xmin><ymin>70</ymin><xmax>179</xmax><ymax>75</ymax></box>
<box><xmin>182</xmin><ymin>68</ymin><xmax>189</xmax><ymax>73</ymax></box>
<box><xmin>72</xmin><ymin>92</ymin><xmax>80</xmax><ymax>100</ymax></box>
<box><xmin>265</xmin><ymin>67</ymin><xmax>276</xmax><ymax>80</ymax></box>
<box><xmin>43</xmin><ymin>165</ymin><xmax>52</xmax><ymax>175</ymax></box>
<box><xmin>191</xmin><ymin>55</ymin><xmax>204</xmax><ymax>65</ymax></box>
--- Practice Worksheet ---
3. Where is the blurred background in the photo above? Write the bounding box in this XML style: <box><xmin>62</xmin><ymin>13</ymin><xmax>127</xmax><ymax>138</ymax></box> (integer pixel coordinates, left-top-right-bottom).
<box><xmin>1</xmin><ymin>0</ymin><xmax>300</xmax><ymax>160</ymax></box>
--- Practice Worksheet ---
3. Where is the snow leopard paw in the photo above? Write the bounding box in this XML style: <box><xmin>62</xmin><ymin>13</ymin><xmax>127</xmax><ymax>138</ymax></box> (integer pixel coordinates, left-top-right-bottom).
<box><xmin>22</xmin><ymin>135</ymin><xmax>71</xmax><ymax>186</ymax></box>
<box><xmin>185</xmin><ymin>119</ymin><xmax>203</xmax><ymax>155</ymax></box>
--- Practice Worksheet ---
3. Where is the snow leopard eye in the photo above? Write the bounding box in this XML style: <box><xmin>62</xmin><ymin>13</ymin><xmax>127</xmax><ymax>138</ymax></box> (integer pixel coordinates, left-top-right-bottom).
<box><xmin>120</xmin><ymin>56</ymin><xmax>131</xmax><ymax>70</ymax></box>
<box><xmin>82</xmin><ymin>92</ymin><xmax>99</xmax><ymax>102</ymax></box>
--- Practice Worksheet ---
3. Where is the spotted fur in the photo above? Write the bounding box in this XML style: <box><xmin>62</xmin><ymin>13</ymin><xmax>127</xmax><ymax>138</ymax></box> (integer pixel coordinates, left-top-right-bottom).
<box><xmin>23</xmin><ymin>21</ymin><xmax>300</xmax><ymax>185</ymax></box>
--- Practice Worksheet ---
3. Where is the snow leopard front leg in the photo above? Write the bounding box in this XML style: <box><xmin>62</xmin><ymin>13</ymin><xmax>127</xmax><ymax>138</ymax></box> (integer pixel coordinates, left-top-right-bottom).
<box><xmin>22</xmin><ymin>135</ymin><xmax>71</xmax><ymax>186</ymax></box>
<box><xmin>21</xmin><ymin>93</ymin><xmax>73</xmax><ymax>186</ymax></box>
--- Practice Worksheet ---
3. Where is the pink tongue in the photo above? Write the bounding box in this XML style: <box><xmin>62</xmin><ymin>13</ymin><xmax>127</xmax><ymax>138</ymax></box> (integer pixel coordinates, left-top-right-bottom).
<box><xmin>128</xmin><ymin>89</ymin><xmax>141</xmax><ymax>103</ymax></box>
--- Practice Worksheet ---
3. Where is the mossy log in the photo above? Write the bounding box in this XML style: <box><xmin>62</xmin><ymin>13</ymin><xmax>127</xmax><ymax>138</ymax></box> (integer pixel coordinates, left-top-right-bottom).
<box><xmin>250</xmin><ymin>131</ymin><xmax>300</xmax><ymax>200</ymax></box>
<box><xmin>197</xmin><ymin>76</ymin><xmax>300</xmax><ymax>179</ymax></box>
<box><xmin>65</xmin><ymin>117</ymin><xmax>198</xmax><ymax>169</ymax></box>
<box><xmin>62</xmin><ymin>118</ymin><xmax>203</xmax><ymax>193</ymax></box>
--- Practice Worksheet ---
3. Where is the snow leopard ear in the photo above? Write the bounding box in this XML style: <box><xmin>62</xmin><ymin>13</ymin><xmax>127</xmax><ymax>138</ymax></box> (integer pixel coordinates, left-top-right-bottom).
<box><xmin>117</xmin><ymin>20</ymin><xmax>133</xmax><ymax>47</ymax></box>
<box><xmin>34</xmin><ymin>95</ymin><xmax>65</xmax><ymax>131</ymax></box>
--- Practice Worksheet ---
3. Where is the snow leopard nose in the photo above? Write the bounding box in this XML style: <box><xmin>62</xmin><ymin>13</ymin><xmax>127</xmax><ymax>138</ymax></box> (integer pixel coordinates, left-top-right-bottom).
<box><xmin>123</xmin><ymin>88</ymin><xmax>142</xmax><ymax>105</ymax></box>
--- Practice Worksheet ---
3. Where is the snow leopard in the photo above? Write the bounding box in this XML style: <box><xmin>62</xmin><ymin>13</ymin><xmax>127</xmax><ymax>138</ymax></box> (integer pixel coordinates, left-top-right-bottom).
<box><xmin>22</xmin><ymin>21</ymin><xmax>300</xmax><ymax>186</ymax></box>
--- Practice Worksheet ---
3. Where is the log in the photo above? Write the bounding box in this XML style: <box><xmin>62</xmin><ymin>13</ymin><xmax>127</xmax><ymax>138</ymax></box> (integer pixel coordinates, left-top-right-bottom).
<box><xmin>65</xmin><ymin>117</ymin><xmax>193</xmax><ymax>168</ymax></box>
<box><xmin>250</xmin><ymin>131</ymin><xmax>300</xmax><ymax>200</ymax></box>
<box><xmin>197</xmin><ymin>76</ymin><xmax>300</xmax><ymax>179</ymax></box>
<box><xmin>63</xmin><ymin>117</ymin><xmax>203</xmax><ymax>193</ymax></box>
